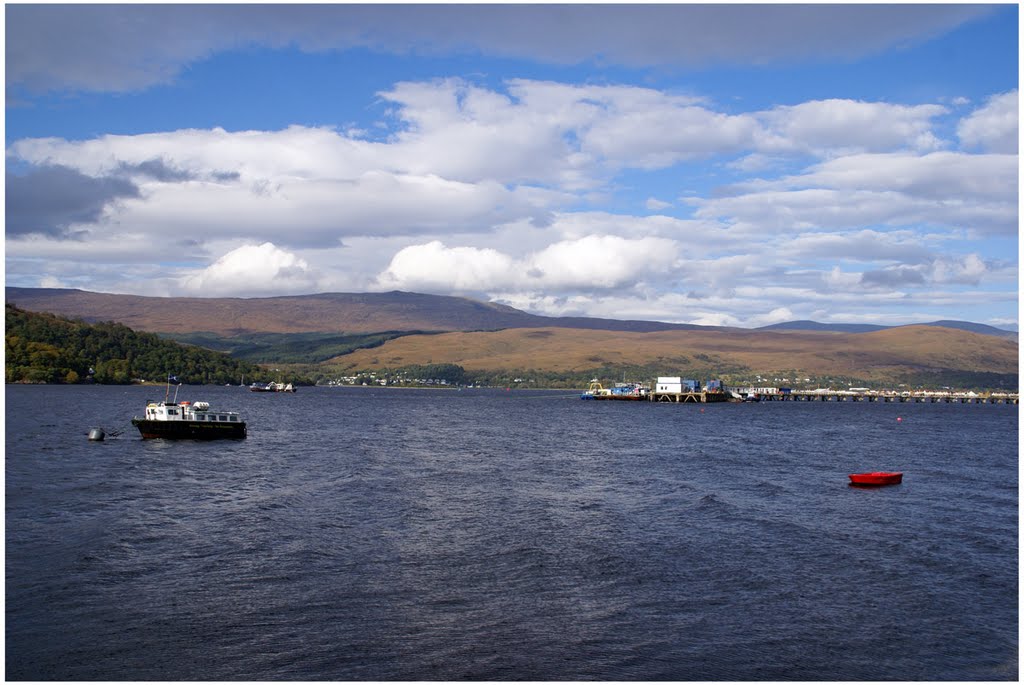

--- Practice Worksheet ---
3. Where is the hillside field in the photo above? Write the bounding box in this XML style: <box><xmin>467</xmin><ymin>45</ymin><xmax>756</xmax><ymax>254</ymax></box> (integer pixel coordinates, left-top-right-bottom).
<box><xmin>329</xmin><ymin>325</ymin><xmax>1019</xmax><ymax>385</ymax></box>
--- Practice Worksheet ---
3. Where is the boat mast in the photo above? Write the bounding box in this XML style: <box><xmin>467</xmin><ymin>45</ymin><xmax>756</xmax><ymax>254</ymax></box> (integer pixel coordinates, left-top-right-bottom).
<box><xmin>165</xmin><ymin>373</ymin><xmax>181</xmax><ymax>403</ymax></box>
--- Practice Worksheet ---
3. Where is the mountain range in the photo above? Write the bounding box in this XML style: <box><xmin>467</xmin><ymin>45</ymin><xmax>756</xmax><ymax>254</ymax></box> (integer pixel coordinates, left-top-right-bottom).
<box><xmin>5</xmin><ymin>287</ymin><xmax>1016</xmax><ymax>338</ymax></box>
<box><xmin>5</xmin><ymin>287</ymin><xmax>1018</xmax><ymax>388</ymax></box>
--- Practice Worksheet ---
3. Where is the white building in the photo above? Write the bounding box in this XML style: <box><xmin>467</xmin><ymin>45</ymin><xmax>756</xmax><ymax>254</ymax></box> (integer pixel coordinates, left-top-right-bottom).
<box><xmin>656</xmin><ymin>376</ymin><xmax>682</xmax><ymax>393</ymax></box>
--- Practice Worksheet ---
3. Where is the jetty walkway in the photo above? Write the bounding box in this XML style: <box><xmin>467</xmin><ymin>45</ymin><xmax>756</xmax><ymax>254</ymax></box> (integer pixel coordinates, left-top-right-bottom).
<box><xmin>643</xmin><ymin>390</ymin><xmax>1018</xmax><ymax>404</ymax></box>
<box><xmin>583</xmin><ymin>379</ymin><xmax>1018</xmax><ymax>404</ymax></box>
<box><xmin>746</xmin><ymin>390</ymin><xmax>1018</xmax><ymax>404</ymax></box>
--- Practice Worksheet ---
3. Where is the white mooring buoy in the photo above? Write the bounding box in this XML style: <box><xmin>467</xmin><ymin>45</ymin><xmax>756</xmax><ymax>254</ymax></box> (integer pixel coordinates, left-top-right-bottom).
<box><xmin>88</xmin><ymin>428</ymin><xmax>106</xmax><ymax>441</ymax></box>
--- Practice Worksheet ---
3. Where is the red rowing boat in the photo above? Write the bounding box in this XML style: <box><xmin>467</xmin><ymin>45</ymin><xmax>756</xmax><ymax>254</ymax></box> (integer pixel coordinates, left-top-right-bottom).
<box><xmin>849</xmin><ymin>471</ymin><xmax>903</xmax><ymax>486</ymax></box>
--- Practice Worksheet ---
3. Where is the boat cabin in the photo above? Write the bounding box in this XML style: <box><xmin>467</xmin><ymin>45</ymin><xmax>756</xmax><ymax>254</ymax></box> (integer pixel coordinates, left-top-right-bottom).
<box><xmin>143</xmin><ymin>401</ymin><xmax>244</xmax><ymax>424</ymax></box>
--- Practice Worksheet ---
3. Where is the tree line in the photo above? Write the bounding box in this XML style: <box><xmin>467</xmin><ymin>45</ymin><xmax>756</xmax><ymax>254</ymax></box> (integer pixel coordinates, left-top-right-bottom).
<box><xmin>5</xmin><ymin>304</ymin><xmax>263</xmax><ymax>385</ymax></box>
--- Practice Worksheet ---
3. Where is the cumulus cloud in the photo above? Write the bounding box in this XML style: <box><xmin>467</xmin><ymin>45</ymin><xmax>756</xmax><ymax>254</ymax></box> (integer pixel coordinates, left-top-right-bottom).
<box><xmin>579</xmin><ymin>94</ymin><xmax>760</xmax><ymax>168</ymax></box>
<box><xmin>756</xmin><ymin>99</ymin><xmax>947</xmax><ymax>154</ymax></box>
<box><xmin>4</xmin><ymin>65</ymin><xmax>1015</xmax><ymax>326</ymax></box>
<box><xmin>11</xmin><ymin>86</ymin><xmax>1012</xmax><ymax>249</ymax></box>
<box><xmin>795</xmin><ymin>152</ymin><xmax>1017</xmax><ymax>203</ymax></box>
<box><xmin>748</xmin><ymin>307</ymin><xmax>797</xmax><ymax>327</ymax></box>
<box><xmin>374</xmin><ymin>241</ymin><xmax>519</xmax><ymax>292</ymax></box>
<box><xmin>782</xmin><ymin>230</ymin><xmax>932</xmax><ymax>263</ymax></box>
<box><xmin>8</xmin><ymin>127</ymin><xmax>569</xmax><ymax>246</ymax></box>
<box><xmin>379</xmin><ymin>79</ymin><xmax>760</xmax><ymax>183</ymax></box>
<box><xmin>929</xmin><ymin>253</ymin><xmax>989</xmax><ymax>285</ymax></box>
<box><xmin>7</xmin><ymin>5</ymin><xmax>993</xmax><ymax>95</ymax></box>
<box><xmin>181</xmin><ymin>242</ymin><xmax>320</xmax><ymax>296</ymax></box>
<box><xmin>375</xmin><ymin>235</ymin><xmax>678</xmax><ymax>294</ymax></box>
<box><xmin>23</xmin><ymin>78</ymin><xmax>1008</xmax><ymax>255</ymax></box>
<box><xmin>39</xmin><ymin>275</ymin><xmax>68</xmax><ymax>289</ymax></box>
<box><xmin>15</xmin><ymin>80</ymin><xmax>995</xmax><ymax>264</ymax></box>
<box><xmin>957</xmin><ymin>90</ymin><xmax>1018</xmax><ymax>153</ymax></box>
<box><xmin>697</xmin><ymin>152</ymin><xmax>1018</xmax><ymax>235</ymax></box>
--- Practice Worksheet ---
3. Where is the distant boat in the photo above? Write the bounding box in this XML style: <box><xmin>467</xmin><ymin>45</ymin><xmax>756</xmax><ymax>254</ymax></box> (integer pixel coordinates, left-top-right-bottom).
<box><xmin>849</xmin><ymin>472</ymin><xmax>903</xmax><ymax>486</ymax></box>
<box><xmin>131</xmin><ymin>400</ymin><xmax>246</xmax><ymax>440</ymax></box>
<box><xmin>580</xmin><ymin>379</ymin><xmax>649</xmax><ymax>400</ymax></box>
<box><xmin>250</xmin><ymin>381</ymin><xmax>296</xmax><ymax>393</ymax></box>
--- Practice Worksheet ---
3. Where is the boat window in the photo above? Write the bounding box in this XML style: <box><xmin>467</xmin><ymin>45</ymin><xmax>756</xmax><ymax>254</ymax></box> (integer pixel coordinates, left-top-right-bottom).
<box><xmin>168</xmin><ymin>409</ymin><xmax>178</xmax><ymax>415</ymax></box>
<box><xmin>218</xmin><ymin>415</ymin><xmax>227</xmax><ymax>421</ymax></box>
<box><xmin>229</xmin><ymin>416</ymin><xmax>237</xmax><ymax>422</ymax></box>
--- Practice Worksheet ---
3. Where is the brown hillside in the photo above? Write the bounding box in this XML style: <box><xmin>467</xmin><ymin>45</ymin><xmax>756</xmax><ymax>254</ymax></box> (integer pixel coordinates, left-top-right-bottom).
<box><xmin>4</xmin><ymin>288</ymin><xmax>521</xmax><ymax>334</ymax></box>
<box><xmin>330</xmin><ymin>325</ymin><xmax>1019</xmax><ymax>380</ymax></box>
<box><xmin>4</xmin><ymin>288</ymin><xmax>706</xmax><ymax>335</ymax></box>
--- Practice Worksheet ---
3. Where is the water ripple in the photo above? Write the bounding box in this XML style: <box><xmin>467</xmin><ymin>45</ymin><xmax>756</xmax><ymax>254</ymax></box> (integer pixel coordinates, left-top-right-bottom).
<box><xmin>5</xmin><ymin>386</ymin><xmax>1018</xmax><ymax>680</ymax></box>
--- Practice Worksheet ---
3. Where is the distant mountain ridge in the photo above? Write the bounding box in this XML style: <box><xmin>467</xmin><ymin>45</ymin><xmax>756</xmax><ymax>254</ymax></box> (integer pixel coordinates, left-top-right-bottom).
<box><xmin>757</xmin><ymin>319</ymin><xmax>1017</xmax><ymax>340</ymax></box>
<box><xmin>5</xmin><ymin>287</ymin><xmax>1015</xmax><ymax>339</ymax></box>
<box><xmin>4</xmin><ymin>287</ymin><xmax>713</xmax><ymax>336</ymax></box>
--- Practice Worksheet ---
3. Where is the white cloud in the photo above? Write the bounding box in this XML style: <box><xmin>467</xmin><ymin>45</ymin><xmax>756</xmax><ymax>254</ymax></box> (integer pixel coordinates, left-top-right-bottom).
<box><xmin>957</xmin><ymin>90</ymin><xmax>1018</xmax><ymax>153</ymax></box>
<box><xmin>747</xmin><ymin>307</ymin><xmax>797</xmax><ymax>327</ymax></box>
<box><xmin>375</xmin><ymin>234</ymin><xmax>678</xmax><ymax>293</ymax></box>
<box><xmin>379</xmin><ymin>79</ymin><xmax>596</xmax><ymax>189</ymax></box>
<box><xmin>374</xmin><ymin>241</ymin><xmax>520</xmax><ymax>292</ymax></box>
<box><xmin>580</xmin><ymin>95</ymin><xmax>760</xmax><ymax>168</ymax></box>
<box><xmin>9</xmin><ymin>128</ymin><xmax>569</xmax><ymax>246</ymax></box>
<box><xmin>180</xmin><ymin>242</ymin><xmax>320</xmax><ymax>296</ymax></box>
<box><xmin>529</xmin><ymin>234</ymin><xmax>678</xmax><ymax>289</ymax></box>
<box><xmin>928</xmin><ymin>253</ymin><xmax>989</xmax><ymax>285</ymax></box>
<box><xmin>695</xmin><ymin>188</ymin><xmax>921</xmax><ymax>232</ymax></box>
<box><xmin>10</xmin><ymin>83</ymin><xmax>970</xmax><ymax>201</ymax></box>
<box><xmin>796</xmin><ymin>152</ymin><xmax>1017</xmax><ymax>203</ymax></box>
<box><xmin>38</xmin><ymin>275</ymin><xmax>67</xmax><ymax>289</ymax></box>
<box><xmin>379</xmin><ymin>78</ymin><xmax>759</xmax><ymax>182</ymax></box>
<box><xmin>11</xmin><ymin>85</ymin><xmax>1014</xmax><ymax>257</ymax></box>
<box><xmin>782</xmin><ymin>229</ymin><xmax>932</xmax><ymax>263</ymax></box>
<box><xmin>756</xmin><ymin>99</ymin><xmax>947</xmax><ymax>154</ymax></box>
<box><xmin>697</xmin><ymin>152</ymin><xmax>1017</xmax><ymax>235</ymax></box>
<box><xmin>824</xmin><ymin>265</ymin><xmax>862</xmax><ymax>289</ymax></box>
<box><xmin>5</xmin><ymin>70</ymin><xmax>1016</xmax><ymax>326</ymax></box>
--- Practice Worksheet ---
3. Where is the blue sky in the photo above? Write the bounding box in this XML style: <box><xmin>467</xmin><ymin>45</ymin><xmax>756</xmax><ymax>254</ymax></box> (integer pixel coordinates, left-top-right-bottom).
<box><xmin>5</xmin><ymin>3</ymin><xmax>1019</xmax><ymax>329</ymax></box>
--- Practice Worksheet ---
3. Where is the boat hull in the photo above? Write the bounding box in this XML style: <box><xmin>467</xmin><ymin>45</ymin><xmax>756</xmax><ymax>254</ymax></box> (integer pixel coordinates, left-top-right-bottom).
<box><xmin>131</xmin><ymin>418</ymin><xmax>247</xmax><ymax>440</ymax></box>
<box><xmin>849</xmin><ymin>472</ymin><xmax>903</xmax><ymax>486</ymax></box>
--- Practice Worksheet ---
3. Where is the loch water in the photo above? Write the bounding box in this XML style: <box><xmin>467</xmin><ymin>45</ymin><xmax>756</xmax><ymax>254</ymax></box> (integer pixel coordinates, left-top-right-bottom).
<box><xmin>5</xmin><ymin>384</ymin><xmax>1018</xmax><ymax>680</ymax></box>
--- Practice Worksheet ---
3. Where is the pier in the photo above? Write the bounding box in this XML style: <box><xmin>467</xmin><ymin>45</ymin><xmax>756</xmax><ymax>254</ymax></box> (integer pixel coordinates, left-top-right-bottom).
<box><xmin>747</xmin><ymin>390</ymin><xmax>1018</xmax><ymax>404</ymax></box>
<box><xmin>648</xmin><ymin>390</ymin><xmax>731</xmax><ymax>403</ymax></box>
<box><xmin>583</xmin><ymin>379</ymin><xmax>1018</xmax><ymax>405</ymax></box>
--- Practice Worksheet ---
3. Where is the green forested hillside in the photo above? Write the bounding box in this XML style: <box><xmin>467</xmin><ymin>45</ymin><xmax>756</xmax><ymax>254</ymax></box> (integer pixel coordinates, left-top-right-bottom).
<box><xmin>5</xmin><ymin>304</ymin><xmax>262</xmax><ymax>384</ymax></box>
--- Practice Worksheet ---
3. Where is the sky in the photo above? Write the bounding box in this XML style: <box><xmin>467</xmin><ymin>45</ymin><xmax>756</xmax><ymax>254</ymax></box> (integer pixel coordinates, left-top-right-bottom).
<box><xmin>4</xmin><ymin>3</ymin><xmax>1020</xmax><ymax>329</ymax></box>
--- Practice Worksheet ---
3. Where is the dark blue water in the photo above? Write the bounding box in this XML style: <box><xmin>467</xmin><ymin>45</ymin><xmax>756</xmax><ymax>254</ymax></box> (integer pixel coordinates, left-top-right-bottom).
<box><xmin>6</xmin><ymin>385</ymin><xmax>1018</xmax><ymax>680</ymax></box>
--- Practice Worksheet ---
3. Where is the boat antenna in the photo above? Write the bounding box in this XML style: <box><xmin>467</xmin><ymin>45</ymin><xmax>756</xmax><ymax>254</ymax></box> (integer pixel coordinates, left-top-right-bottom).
<box><xmin>164</xmin><ymin>373</ymin><xmax>171</xmax><ymax>403</ymax></box>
